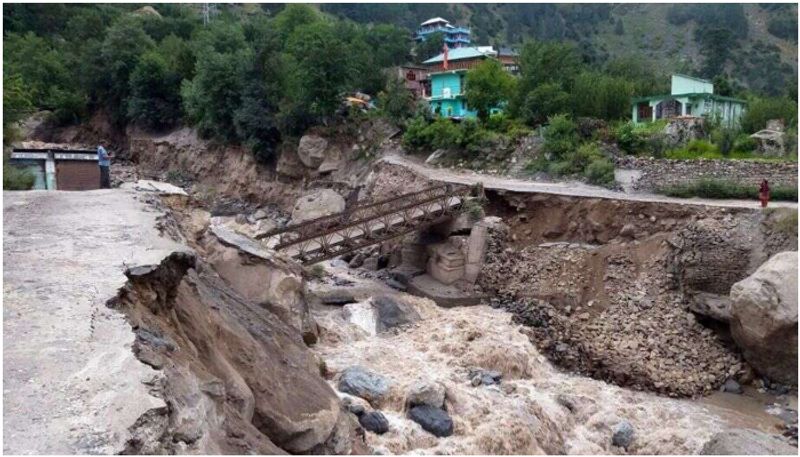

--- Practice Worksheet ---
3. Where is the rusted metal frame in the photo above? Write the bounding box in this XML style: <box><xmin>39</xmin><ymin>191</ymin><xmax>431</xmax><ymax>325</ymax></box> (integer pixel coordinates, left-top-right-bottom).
<box><xmin>298</xmin><ymin>210</ymin><xmax>460</xmax><ymax>264</ymax></box>
<box><xmin>272</xmin><ymin>188</ymin><xmax>467</xmax><ymax>250</ymax></box>
<box><xmin>255</xmin><ymin>184</ymin><xmax>450</xmax><ymax>240</ymax></box>
<box><xmin>295</xmin><ymin>196</ymin><xmax>466</xmax><ymax>263</ymax></box>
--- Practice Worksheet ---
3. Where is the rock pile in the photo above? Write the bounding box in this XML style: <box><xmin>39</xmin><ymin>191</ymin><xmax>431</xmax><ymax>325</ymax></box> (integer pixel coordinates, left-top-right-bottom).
<box><xmin>482</xmin><ymin>229</ymin><xmax>743</xmax><ymax>397</ymax></box>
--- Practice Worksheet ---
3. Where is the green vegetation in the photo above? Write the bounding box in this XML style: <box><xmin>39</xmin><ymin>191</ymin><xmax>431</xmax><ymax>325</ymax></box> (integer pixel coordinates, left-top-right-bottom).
<box><xmin>773</xmin><ymin>210</ymin><xmax>798</xmax><ymax>236</ymax></box>
<box><xmin>660</xmin><ymin>179</ymin><xmax>798</xmax><ymax>201</ymax></box>
<box><xmin>4</xmin><ymin>3</ymin><xmax>797</xmax><ymax>182</ymax></box>
<box><xmin>464</xmin><ymin>59</ymin><xmax>515</xmax><ymax>122</ymax></box>
<box><xmin>3</xmin><ymin>162</ymin><xmax>35</xmax><ymax>190</ymax></box>
<box><xmin>740</xmin><ymin>97</ymin><xmax>798</xmax><ymax>134</ymax></box>
<box><xmin>3</xmin><ymin>4</ymin><xmax>411</xmax><ymax>162</ymax></box>
<box><xmin>525</xmin><ymin>116</ymin><xmax>615</xmax><ymax>187</ymax></box>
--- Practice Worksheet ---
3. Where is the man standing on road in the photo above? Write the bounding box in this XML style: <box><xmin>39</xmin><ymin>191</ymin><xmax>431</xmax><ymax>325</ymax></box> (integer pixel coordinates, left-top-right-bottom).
<box><xmin>97</xmin><ymin>141</ymin><xmax>112</xmax><ymax>189</ymax></box>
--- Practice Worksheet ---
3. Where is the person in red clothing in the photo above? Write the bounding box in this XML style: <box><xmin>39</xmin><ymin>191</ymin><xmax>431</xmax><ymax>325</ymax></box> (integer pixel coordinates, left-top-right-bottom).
<box><xmin>759</xmin><ymin>179</ymin><xmax>770</xmax><ymax>208</ymax></box>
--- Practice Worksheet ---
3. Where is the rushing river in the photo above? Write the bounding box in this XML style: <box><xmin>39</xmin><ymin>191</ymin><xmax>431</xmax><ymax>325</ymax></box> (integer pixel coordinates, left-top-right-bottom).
<box><xmin>309</xmin><ymin>264</ymin><xmax>796</xmax><ymax>454</ymax></box>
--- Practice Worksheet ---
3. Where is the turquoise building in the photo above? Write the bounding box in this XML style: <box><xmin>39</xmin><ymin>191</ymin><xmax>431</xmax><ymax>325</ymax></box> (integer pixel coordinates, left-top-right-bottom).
<box><xmin>423</xmin><ymin>47</ymin><xmax>505</xmax><ymax>119</ymax></box>
<box><xmin>632</xmin><ymin>74</ymin><xmax>747</xmax><ymax>127</ymax></box>
<box><xmin>415</xmin><ymin>17</ymin><xmax>471</xmax><ymax>49</ymax></box>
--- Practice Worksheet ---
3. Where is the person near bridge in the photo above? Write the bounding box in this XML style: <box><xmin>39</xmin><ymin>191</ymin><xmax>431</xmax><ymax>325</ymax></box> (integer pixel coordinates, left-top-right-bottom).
<box><xmin>759</xmin><ymin>179</ymin><xmax>770</xmax><ymax>208</ymax></box>
<box><xmin>97</xmin><ymin>141</ymin><xmax>112</xmax><ymax>189</ymax></box>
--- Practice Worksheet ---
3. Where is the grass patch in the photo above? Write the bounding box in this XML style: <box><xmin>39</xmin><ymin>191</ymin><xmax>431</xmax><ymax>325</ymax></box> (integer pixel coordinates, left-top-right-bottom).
<box><xmin>659</xmin><ymin>179</ymin><xmax>798</xmax><ymax>201</ymax></box>
<box><xmin>665</xmin><ymin>148</ymin><xmax>795</xmax><ymax>162</ymax></box>
<box><xmin>774</xmin><ymin>210</ymin><xmax>798</xmax><ymax>236</ymax></box>
<box><xmin>3</xmin><ymin>163</ymin><xmax>35</xmax><ymax>190</ymax></box>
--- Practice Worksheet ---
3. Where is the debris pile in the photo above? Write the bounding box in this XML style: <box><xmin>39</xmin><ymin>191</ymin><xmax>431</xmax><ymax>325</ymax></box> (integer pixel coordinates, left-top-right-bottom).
<box><xmin>482</xmin><ymin>228</ymin><xmax>743</xmax><ymax>397</ymax></box>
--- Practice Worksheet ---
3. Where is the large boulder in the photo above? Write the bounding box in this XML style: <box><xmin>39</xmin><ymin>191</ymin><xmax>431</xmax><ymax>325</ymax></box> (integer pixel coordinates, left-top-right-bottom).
<box><xmin>407</xmin><ymin>405</ymin><xmax>454</xmax><ymax>438</ymax></box>
<box><xmin>701</xmin><ymin>428</ymin><xmax>797</xmax><ymax>455</ymax></box>
<box><xmin>372</xmin><ymin>295</ymin><xmax>420</xmax><ymax>332</ymax></box>
<box><xmin>406</xmin><ymin>379</ymin><xmax>446</xmax><ymax>409</ymax></box>
<box><xmin>729</xmin><ymin>251</ymin><xmax>798</xmax><ymax>385</ymax></box>
<box><xmin>206</xmin><ymin>220</ymin><xmax>319</xmax><ymax>344</ymax></box>
<box><xmin>358</xmin><ymin>411</ymin><xmax>389</xmax><ymax>435</ymax></box>
<box><xmin>337</xmin><ymin>366</ymin><xmax>390</xmax><ymax>405</ymax></box>
<box><xmin>297</xmin><ymin>134</ymin><xmax>328</xmax><ymax>169</ymax></box>
<box><xmin>290</xmin><ymin>189</ymin><xmax>345</xmax><ymax>224</ymax></box>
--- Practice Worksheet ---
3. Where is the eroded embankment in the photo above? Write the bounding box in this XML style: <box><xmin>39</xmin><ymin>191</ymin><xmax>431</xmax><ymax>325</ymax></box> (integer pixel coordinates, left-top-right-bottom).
<box><xmin>479</xmin><ymin>192</ymin><xmax>797</xmax><ymax>397</ymax></box>
<box><xmin>107</xmin><ymin>250</ymin><xmax>363</xmax><ymax>454</ymax></box>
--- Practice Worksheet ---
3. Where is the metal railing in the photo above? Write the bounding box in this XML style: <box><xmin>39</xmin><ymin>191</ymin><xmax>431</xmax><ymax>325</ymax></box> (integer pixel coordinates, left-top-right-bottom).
<box><xmin>257</xmin><ymin>184</ymin><xmax>471</xmax><ymax>264</ymax></box>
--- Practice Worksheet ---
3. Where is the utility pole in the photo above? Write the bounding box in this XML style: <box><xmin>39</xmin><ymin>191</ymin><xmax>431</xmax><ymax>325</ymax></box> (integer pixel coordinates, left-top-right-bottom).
<box><xmin>202</xmin><ymin>3</ymin><xmax>216</xmax><ymax>26</ymax></box>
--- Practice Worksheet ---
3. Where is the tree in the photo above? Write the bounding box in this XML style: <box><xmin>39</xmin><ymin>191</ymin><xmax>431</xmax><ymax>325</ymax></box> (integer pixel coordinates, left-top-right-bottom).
<box><xmin>464</xmin><ymin>59</ymin><xmax>515</xmax><ymax>122</ymax></box>
<box><xmin>516</xmin><ymin>82</ymin><xmax>571</xmax><ymax>125</ymax></box>
<box><xmin>740</xmin><ymin>97</ymin><xmax>798</xmax><ymax>133</ymax></box>
<box><xmin>3</xmin><ymin>73</ymin><xmax>33</xmax><ymax>139</ymax></box>
<box><xmin>94</xmin><ymin>16</ymin><xmax>155</xmax><ymax>124</ymax></box>
<box><xmin>414</xmin><ymin>31</ymin><xmax>445</xmax><ymax>64</ymax></box>
<box><xmin>571</xmin><ymin>71</ymin><xmax>633</xmax><ymax>120</ymax></box>
<box><xmin>712</xmin><ymin>75</ymin><xmax>734</xmax><ymax>97</ymax></box>
<box><xmin>364</xmin><ymin>24</ymin><xmax>411</xmax><ymax>68</ymax></box>
<box><xmin>285</xmin><ymin>21</ymin><xmax>352</xmax><ymax>119</ymax></box>
<box><xmin>378</xmin><ymin>76</ymin><xmax>415</xmax><ymax>124</ymax></box>
<box><xmin>3</xmin><ymin>32</ymin><xmax>70</xmax><ymax>107</ymax></box>
<box><xmin>274</xmin><ymin>4</ymin><xmax>319</xmax><ymax>43</ymax></box>
<box><xmin>128</xmin><ymin>51</ymin><xmax>183</xmax><ymax>130</ymax></box>
<box><xmin>181</xmin><ymin>48</ymin><xmax>249</xmax><ymax>141</ymax></box>
<box><xmin>516</xmin><ymin>40</ymin><xmax>583</xmax><ymax>92</ymax></box>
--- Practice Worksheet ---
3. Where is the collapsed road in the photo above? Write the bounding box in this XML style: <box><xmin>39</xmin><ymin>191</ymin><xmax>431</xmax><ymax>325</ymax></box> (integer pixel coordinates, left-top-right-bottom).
<box><xmin>3</xmin><ymin>188</ymin><xmax>184</xmax><ymax>454</ymax></box>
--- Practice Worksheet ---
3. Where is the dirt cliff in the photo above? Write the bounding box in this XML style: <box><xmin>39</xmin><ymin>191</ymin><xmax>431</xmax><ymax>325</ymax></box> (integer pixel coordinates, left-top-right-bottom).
<box><xmin>110</xmin><ymin>251</ymin><xmax>362</xmax><ymax>454</ymax></box>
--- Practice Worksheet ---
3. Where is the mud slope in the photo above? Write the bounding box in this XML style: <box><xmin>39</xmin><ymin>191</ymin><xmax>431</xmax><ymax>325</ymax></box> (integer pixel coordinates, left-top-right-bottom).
<box><xmin>109</xmin><ymin>248</ymin><xmax>362</xmax><ymax>454</ymax></box>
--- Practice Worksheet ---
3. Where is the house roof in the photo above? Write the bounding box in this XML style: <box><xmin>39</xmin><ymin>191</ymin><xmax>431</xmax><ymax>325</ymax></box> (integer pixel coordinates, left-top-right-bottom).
<box><xmin>631</xmin><ymin>93</ymin><xmax>747</xmax><ymax>104</ymax></box>
<box><xmin>423</xmin><ymin>47</ymin><xmax>495</xmax><ymax>64</ymax></box>
<box><xmin>672</xmin><ymin>73</ymin><xmax>713</xmax><ymax>84</ymax></box>
<box><xmin>421</xmin><ymin>17</ymin><xmax>450</xmax><ymax>26</ymax></box>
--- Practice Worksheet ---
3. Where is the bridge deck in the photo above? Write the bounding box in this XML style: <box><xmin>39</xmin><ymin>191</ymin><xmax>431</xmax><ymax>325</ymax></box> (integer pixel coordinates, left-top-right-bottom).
<box><xmin>258</xmin><ymin>185</ymin><xmax>471</xmax><ymax>264</ymax></box>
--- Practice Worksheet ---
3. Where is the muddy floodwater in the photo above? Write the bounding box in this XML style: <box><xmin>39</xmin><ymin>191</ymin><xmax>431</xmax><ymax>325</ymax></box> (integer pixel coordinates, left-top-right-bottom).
<box><xmin>309</xmin><ymin>262</ymin><xmax>797</xmax><ymax>455</ymax></box>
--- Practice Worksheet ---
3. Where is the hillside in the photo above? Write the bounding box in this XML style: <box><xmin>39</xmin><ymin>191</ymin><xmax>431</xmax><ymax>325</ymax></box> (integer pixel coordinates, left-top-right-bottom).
<box><xmin>322</xmin><ymin>3</ymin><xmax>798</xmax><ymax>96</ymax></box>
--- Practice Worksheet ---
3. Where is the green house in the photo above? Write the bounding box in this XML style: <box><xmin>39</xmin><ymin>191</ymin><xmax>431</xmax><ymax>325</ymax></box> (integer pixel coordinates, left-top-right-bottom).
<box><xmin>631</xmin><ymin>74</ymin><xmax>747</xmax><ymax>127</ymax></box>
<box><xmin>423</xmin><ymin>47</ymin><xmax>506</xmax><ymax>119</ymax></box>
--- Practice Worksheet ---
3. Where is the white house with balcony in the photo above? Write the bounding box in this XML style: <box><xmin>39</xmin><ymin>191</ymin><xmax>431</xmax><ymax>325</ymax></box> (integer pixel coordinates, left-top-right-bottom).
<box><xmin>631</xmin><ymin>74</ymin><xmax>747</xmax><ymax>127</ymax></box>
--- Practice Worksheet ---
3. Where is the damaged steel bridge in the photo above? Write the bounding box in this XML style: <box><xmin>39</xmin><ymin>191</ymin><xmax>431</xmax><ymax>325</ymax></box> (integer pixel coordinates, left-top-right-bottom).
<box><xmin>256</xmin><ymin>184</ymin><xmax>479</xmax><ymax>264</ymax></box>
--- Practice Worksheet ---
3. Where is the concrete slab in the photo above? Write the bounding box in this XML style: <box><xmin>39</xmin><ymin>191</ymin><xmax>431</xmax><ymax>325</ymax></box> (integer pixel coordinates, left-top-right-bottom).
<box><xmin>3</xmin><ymin>189</ymin><xmax>187</xmax><ymax>453</ymax></box>
<box><xmin>406</xmin><ymin>274</ymin><xmax>485</xmax><ymax>308</ymax></box>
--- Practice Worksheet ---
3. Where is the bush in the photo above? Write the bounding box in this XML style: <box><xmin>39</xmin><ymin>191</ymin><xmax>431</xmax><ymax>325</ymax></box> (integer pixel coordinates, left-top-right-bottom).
<box><xmin>543</xmin><ymin>114</ymin><xmax>578</xmax><ymax>159</ymax></box>
<box><xmin>584</xmin><ymin>157</ymin><xmax>616</xmax><ymax>186</ymax></box>
<box><xmin>660</xmin><ymin>179</ymin><xmax>798</xmax><ymax>201</ymax></box>
<box><xmin>425</xmin><ymin>118</ymin><xmax>462</xmax><ymax>150</ymax></box>
<box><xmin>740</xmin><ymin>97</ymin><xmax>797</xmax><ymax>134</ymax></box>
<box><xmin>613</xmin><ymin>122</ymin><xmax>643</xmax><ymax>155</ymax></box>
<box><xmin>711</xmin><ymin>126</ymin><xmax>737</xmax><ymax>156</ymax></box>
<box><xmin>528</xmin><ymin>141</ymin><xmax>615</xmax><ymax>187</ymax></box>
<box><xmin>732</xmin><ymin>133</ymin><xmax>757</xmax><ymax>153</ymax></box>
<box><xmin>666</xmin><ymin>139</ymin><xmax>722</xmax><ymax>159</ymax></box>
<box><xmin>3</xmin><ymin>164</ymin><xmax>35</xmax><ymax>190</ymax></box>
<box><xmin>378</xmin><ymin>76</ymin><xmax>415</xmax><ymax>125</ymax></box>
<box><xmin>402</xmin><ymin>117</ymin><xmax>461</xmax><ymax>151</ymax></box>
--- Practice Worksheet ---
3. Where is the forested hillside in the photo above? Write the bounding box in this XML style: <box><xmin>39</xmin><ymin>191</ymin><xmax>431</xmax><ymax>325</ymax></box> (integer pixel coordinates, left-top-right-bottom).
<box><xmin>3</xmin><ymin>2</ymin><xmax>797</xmax><ymax>175</ymax></box>
<box><xmin>3</xmin><ymin>3</ymin><xmax>412</xmax><ymax>160</ymax></box>
<box><xmin>323</xmin><ymin>3</ymin><xmax>798</xmax><ymax>96</ymax></box>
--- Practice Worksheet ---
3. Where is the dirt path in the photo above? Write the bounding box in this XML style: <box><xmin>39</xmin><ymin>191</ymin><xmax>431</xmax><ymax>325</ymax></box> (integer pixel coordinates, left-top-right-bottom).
<box><xmin>3</xmin><ymin>189</ymin><xmax>185</xmax><ymax>453</ymax></box>
<box><xmin>381</xmin><ymin>155</ymin><xmax>798</xmax><ymax>210</ymax></box>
